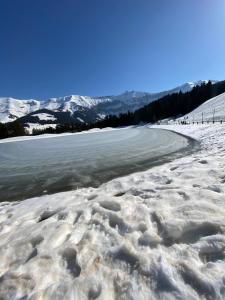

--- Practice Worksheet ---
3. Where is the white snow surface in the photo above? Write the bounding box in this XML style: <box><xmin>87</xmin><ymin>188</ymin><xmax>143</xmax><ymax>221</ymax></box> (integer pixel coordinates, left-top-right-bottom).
<box><xmin>45</xmin><ymin>95</ymin><xmax>111</xmax><ymax>113</ymax></box>
<box><xmin>25</xmin><ymin>123</ymin><xmax>57</xmax><ymax>134</ymax></box>
<box><xmin>1</xmin><ymin>124</ymin><xmax>225</xmax><ymax>299</ymax></box>
<box><xmin>32</xmin><ymin>113</ymin><xmax>57</xmax><ymax>121</ymax></box>
<box><xmin>0</xmin><ymin>97</ymin><xmax>41</xmax><ymax>123</ymax></box>
<box><xmin>178</xmin><ymin>92</ymin><xmax>225</xmax><ymax>123</ymax></box>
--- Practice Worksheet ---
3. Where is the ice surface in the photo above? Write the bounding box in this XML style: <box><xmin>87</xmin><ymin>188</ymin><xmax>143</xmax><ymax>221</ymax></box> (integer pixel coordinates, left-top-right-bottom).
<box><xmin>0</xmin><ymin>124</ymin><xmax>225</xmax><ymax>299</ymax></box>
<box><xmin>0</xmin><ymin>127</ymin><xmax>194</xmax><ymax>202</ymax></box>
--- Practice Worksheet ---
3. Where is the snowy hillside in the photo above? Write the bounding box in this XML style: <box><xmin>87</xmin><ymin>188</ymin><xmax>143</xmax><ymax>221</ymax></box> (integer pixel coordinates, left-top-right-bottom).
<box><xmin>0</xmin><ymin>97</ymin><xmax>41</xmax><ymax>123</ymax></box>
<box><xmin>0</xmin><ymin>96</ymin><xmax>109</xmax><ymax>123</ymax></box>
<box><xmin>179</xmin><ymin>92</ymin><xmax>225</xmax><ymax>123</ymax></box>
<box><xmin>0</xmin><ymin>80</ymin><xmax>215</xmax><ymax>124</ymax></box>
<box><xmin>44</xmin><ymin>95</ymin><xmax>111</xmax><ymax>113</ymax></box>
<box><xmin>32</xmin><ymin>113</ymin><xmax>57</xmax><ymax>121</ymax></box>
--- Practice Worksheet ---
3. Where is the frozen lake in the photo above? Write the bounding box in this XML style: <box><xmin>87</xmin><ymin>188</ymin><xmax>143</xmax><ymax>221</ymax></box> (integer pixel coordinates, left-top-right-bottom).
<box><xmin>0</xmin><ymin>127</ymin><xmax>198</xmax><ymax>201</ymax></box>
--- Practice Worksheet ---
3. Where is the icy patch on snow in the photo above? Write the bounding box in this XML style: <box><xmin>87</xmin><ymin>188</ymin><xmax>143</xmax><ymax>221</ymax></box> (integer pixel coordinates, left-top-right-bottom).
<box><xmin>0</xmin><ymin>124</ymin><xmax>225</xmax><ymax>299</ymax></box>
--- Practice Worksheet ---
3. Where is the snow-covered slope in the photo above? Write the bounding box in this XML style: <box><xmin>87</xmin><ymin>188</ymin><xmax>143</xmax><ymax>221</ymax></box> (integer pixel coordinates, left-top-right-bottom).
<box><xmin>0</xmin><ymin>97</ymin><xmax>41</xmax><ymax>123</ymax></box>
<box><xmin>0</xmin><ymin>96</ymin><xmax>109</xmax><ymax>123</ymax></box>
<box><xmin>174</xmin><ymin>80</ymin><xmax>213</xmax><ymax>93</ymax></box>
<box><xmin>0</xmin><ymin>80</ymin><xmax>215</xmax><ymax>124</ymax></box>
<box><xmin>179</xmin><ymin>92</ymin><xmax>225</xmax><ymax>123</ymax></box>
<box><xmin>44</xmin><ymin>95</ymin><xmax>111</xmax><ymax>113</ymax></box>
<box><xmin>31</xmin><ymin>113</ymin><xmax>57</xmax><ymax>121</ymax></box>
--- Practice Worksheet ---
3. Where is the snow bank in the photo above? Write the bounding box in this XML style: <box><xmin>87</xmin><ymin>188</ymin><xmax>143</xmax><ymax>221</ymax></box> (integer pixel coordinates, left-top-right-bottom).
<box><xmin>1</xmin><ymin>124</ymin><xmax>225</xmax><ymax>299</ymax></box>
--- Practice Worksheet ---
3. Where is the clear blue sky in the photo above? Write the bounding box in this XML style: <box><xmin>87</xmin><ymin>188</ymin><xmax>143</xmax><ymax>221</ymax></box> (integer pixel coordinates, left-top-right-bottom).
<box><xmin>0</xmin><ymin>0</ymin><xmax>225</xmax><ymax>99</ymax></box>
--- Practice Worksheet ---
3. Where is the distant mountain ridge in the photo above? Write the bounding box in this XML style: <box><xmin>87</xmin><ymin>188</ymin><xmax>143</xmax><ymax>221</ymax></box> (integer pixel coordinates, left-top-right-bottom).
<box><xmin>0</xmin><ymin>80</ymin><xmax>217</xmax><ymax>129</ymax></box>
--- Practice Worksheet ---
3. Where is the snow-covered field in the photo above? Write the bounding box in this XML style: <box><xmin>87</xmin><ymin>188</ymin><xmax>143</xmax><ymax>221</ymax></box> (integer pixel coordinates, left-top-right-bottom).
<box><xmin>0</xmin><ymin>124</ymin><xmax>225</xmax><ymax>299</ymax></box>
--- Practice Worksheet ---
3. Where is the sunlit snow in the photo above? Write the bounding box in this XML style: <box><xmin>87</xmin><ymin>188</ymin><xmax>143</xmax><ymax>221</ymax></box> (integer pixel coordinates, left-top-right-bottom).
<box><xmin>32</xmin><ymin>113</ymin><xmax>57</xmax><ymax>121</ymax></box>
<box><xmin>179</xmin><ymin>92</ymin><xmax>225</xmax><ymax>123</ymax></box>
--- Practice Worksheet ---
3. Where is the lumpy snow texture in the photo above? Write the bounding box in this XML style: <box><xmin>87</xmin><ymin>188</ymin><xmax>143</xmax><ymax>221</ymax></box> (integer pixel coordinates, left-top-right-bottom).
<box><xmin>0</xmin><ymin>124</ymin><xmax>225</xmax><ymax>299</ymax></box>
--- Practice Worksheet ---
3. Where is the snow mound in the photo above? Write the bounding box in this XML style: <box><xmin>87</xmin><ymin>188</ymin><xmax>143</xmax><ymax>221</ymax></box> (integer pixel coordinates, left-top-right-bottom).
<box><xmin>0</xmin><ymin>124</ymin><xmax>225</xmax><ymax>299</ymax></box>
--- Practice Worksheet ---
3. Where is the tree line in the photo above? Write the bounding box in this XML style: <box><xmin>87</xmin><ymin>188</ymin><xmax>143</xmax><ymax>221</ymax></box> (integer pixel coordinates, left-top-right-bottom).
<box><xmin>32</xmin><ymin>123</ymin><xmax>89</xmax><ymax>135</ymax></box>
<box><xmin>92</xmin><ymin>80</ymin><xmax>225</xmax><ymax>128</ymax></box>
<box><xmin>0</xmin><ymin>120</ymin><xmax>27</xmax><ymax>139</ymax></box>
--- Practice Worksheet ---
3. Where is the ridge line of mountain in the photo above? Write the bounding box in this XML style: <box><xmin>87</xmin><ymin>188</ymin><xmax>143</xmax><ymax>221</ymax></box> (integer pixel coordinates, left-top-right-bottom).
<box><xmin>0</xmin><ymin>80</ymin><xmax>218</xmax><ymax>128</ymax></box>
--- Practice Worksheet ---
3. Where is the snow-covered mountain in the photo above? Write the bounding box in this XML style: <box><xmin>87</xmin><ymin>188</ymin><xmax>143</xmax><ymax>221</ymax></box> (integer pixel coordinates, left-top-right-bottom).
<box><xmin>0</xmin><ymin>80</ymin><xmax>216</xmax><ymax>125</ymax></box>
<box><xmin>0</xmin><ymin>96</ymin><xmax>110</xmax><ymax>123</ymax></box>
<box><xmin>0</xmin><ymin>98</ymin><xmax>41</xmax><ymax>123</ymax></box>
